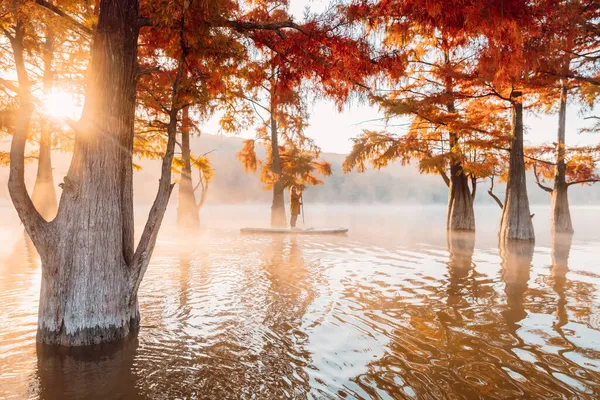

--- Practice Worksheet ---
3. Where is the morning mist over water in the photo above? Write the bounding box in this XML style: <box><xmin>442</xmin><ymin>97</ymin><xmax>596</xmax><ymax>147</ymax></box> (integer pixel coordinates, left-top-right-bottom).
<box><xmin>2</xmin><ymin>204</ymin><xmax>600</xmax><ymax>398</ymax></box>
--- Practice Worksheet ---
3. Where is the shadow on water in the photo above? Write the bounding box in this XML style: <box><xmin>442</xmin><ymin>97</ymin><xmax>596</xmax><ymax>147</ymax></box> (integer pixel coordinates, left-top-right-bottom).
<box><xmin>499</xmin><ymin>239</ymin><xmax>535</xmax><ymax>331</ymax></box>
<box><xmin>32</xmin><ymin>335</ymin><xmax>141</xmax><ymax>400</ymax></box>
<box><xmin>551</xmin><ymin>232</ymin><xmax>573</xmax><ymax>332</ymax></box>
<box><xmin>248</xmin><ymin>236</ymin><xmax>313</xmax><ymax>398</ymax></box>
<box><xmin>446</xmin><ymin>231</ymin><xmax>476</xmax><ymax>308</ymax></box>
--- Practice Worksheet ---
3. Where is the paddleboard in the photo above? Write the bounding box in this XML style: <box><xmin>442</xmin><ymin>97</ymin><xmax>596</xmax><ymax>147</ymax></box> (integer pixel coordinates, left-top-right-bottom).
<box><xmin>241</xmin><ymin>227</ymin><xmax>348</xmax><ymax>235</ymax></box>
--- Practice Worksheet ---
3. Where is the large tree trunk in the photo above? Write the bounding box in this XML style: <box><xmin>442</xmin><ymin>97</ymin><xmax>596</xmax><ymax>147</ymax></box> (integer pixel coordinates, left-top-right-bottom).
<box><xmin>499</xmin><ymin>91</ymin><xmax>535</xmax><ymax>242</ymax></box>
<box><xmin>32</xmin><ymin>30</ymin><xmax>57</xmax><ymax>221</ymax></box>
<box><xmin>551</xmin><ymin>86</ymin><xmax>573</xmax><ymax>234</ymax></box>
<box><xmin>35</xmin><ymin>0</ymin><xmax>142</xmax><ymax>346</ymax></box>
<box><xmin>177</xmin><ymin>107</ymin><xmax>200</xmax><ymax>233</ymax></box>
<box><xmin>270</xmin><ymin>102</ymin><xmax>286</xmax><ymax>228</ymax></box>
<box><xmin>10</xmin><ymin>0</ymin><xmax>179</xmax><ymax>346</ymax></box>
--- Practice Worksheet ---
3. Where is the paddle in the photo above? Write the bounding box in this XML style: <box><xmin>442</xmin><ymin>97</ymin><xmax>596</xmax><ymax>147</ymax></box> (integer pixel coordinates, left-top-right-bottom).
<box><xmin>301</xmin><ymin>193</ymin><xmax>306</xmax><ymax>228</ymax></box>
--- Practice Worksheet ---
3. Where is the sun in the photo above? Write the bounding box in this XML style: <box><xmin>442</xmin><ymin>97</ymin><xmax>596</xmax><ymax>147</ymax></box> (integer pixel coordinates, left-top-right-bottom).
<box><xmin>42</xmin><ymin>90</ymin><xmax>81</xmax><ymax>119</ymax></box>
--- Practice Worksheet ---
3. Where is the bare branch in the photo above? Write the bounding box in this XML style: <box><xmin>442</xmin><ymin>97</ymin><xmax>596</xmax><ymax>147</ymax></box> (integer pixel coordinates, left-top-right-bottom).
<box><xmin>7</xmin><ymin>26</ymin><xmax>50</xmax><ymax>249</ymax></box>
<box><xmin>130</xmin><ymin>15</ymin><xmax>187</xmax><ymax>299</ymax></box>
<box><xmin>533</xmin><ymin>164</ymin><xmax>553</xmax><ymax>193</ymax></box>
<box><xmin>437</xmin><ymin>166</ymin><xmax>450</xmax><ymax>187</ymax></box>
<box><xmin>487</xmin><ymin>176</ymin><xmax>504</xmax><ymax>209</ymax></box>
<box><xmin>223</xmin><ymin>19</ymin><xmax>307</xmax><ymax>35</ymax></box>
<box><xmin>568</xmin><ymin>179</ymin><xmax>600</xmax><ymax>186</ymax></box>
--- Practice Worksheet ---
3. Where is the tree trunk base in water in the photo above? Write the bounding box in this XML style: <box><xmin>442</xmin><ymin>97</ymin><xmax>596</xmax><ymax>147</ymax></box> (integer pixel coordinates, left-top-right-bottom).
<box><xmin>37</xmin><ymin>231</ymin><xmax>140</xmax><ymax>346</ymax></box>
<box><xmin>500</xmin><ymin>93</ymin><xmax>534</xmax><ymax>242</ymax></box>
<box><xmin>551</xmin><ymin>187</ymin><xmax>573</xmax><ymax>234</ymax></box>
<box><xmin>271</xmin><ymin>183</ymin><xmax>286</xmax><ymax>228</ymax></box>
<box><xmin>37</xmin><ymin>313</ymin><xmax>140</xmax><ymax>347</ymax></box>
<box><xmin>447</xmin><ymin>173</ymin><xmax>475</xmax><ymax>232</ymax></box>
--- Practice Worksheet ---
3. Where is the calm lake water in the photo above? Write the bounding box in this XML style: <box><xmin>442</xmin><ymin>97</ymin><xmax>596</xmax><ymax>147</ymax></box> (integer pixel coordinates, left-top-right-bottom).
<box><xmin>1</xmin><ymin>204</ymin><xmax>600</xmax><ymax>399</ymax></box>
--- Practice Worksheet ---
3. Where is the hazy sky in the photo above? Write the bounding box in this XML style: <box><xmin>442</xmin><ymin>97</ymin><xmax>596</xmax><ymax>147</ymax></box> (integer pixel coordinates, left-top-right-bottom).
<box><xmin>203</xmin><ymin>0</ymin><xmax>599</xmax><ymax>154</ymax></box>
<box><xmin>2</xmin><ymin>3</ymin><xmax>597</xmax><ymax>155</ymax></box>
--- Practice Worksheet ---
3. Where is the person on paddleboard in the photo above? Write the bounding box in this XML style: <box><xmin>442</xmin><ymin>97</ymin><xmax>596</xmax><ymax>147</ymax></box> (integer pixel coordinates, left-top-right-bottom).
<box><xmin>290</xmin><ymin>186</ymin><xmax>302</xmax><ymax>228</ymax></box>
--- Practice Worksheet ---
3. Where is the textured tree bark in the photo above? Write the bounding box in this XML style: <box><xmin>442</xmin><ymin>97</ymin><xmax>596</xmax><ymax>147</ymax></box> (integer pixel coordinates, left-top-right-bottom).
<box><xmin>447</xmin><ymin>133</ymin><xmax>475</xmax><ymax>231</ymax></box>
<box><xmin>499</xmin><ymin>92</ymin><xmax>535</xmax><ymax>242</ymax></box>
<box><xmin>177</xmin><ymin>107</ymin><xmax>200</xmax><ymax>233</ymax></box>
<box><xmin>32</xmin><ymin>31</ymin><xmax>58</xmax><ymax>221</ymax></box>
<box><xmin>35</xmin><ymin>0</ymin><xmax>142</xmax><ymax>346</ymax></box>
<box><xmin>551</xmin><ymin>86</ymin><xmax>573</xmax><ymax>234</ymax></box>
<box><xmin>10</xmin><ymin>0</ymin><xmax>180</xmax><ymax>346</ymax></box>
<box><xmin>270</xmin><ymin>99</ymin><xmax>286</xmax><ymax>228</ymax></box>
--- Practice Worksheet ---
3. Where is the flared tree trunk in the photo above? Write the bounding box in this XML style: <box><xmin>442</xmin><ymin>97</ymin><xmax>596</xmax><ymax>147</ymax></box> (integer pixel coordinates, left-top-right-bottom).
<box><xmin>177</xmin><ymin>107</ymin><xmax>200</xmax><ymax>233</ymax></box>
<box><xmin>9</xmin><ymin>0</ymin><xmax>179</xmax><ymax>346</ymax></box>
<box><xmin>447</xmin><ymin>168</ymin><xmax>475</xmax><ymax>231</ymax></box>
<box><xmin>36</xmin><ymin>0</ymin><xmax>142</xmax><ymax>346</ymax></box>
<box><xmin>32</xmin><ymin>31</ymin><xmax>57</xmax><ymax>221</ymax></box>
<box><xmin>499</xmin><ymin>91</ymin><xmax>535</xmax><ymax>242</ymax></box>
<box><xmin>270</xmin><ymin>101</ymin><xmax>286</xmax><ymax>228</ymax></box>
<box><xmin>551</xmin><ymin>86</ymin><xmax>573</xmax><ymax>234</ymax></box>
<box><xmin>444</xmin><ymin>77</ymin><xmax>475</xmax><ymax>232</ymax></box>
<box><xmin>446</xmin><ymin>131</ymin><xmax>475</xmax><ymax>231</ymax></box>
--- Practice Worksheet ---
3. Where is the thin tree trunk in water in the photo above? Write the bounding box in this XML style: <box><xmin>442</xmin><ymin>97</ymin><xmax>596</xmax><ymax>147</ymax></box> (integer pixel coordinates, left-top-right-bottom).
<box><xmin>446</xmin><ymin>135</ymin><xmax>475</xmax><ymax>231</ymax></box>
<box><xmin>500</xmin><ymin>91</ymin><xmax>535</xmax><ymax>242</ymax></box>
<box><xmin>270</xmin><ymin>96</ymin><xmax>286</xmax><ymax>228</ymax></box>
<box><xmin>551</xmin><ymin>86</ymin><xmax>573</xmax><ymax>234</ymax></box>
<box><xmin>177</xmin><ymin>107</ymin><xmax>200</xmax><ymax>233</ymax></box>
<box><xmin>443</xmin><ymin>77</ymin><xmax>475</xmax><ymax>231</ymax></box>
<box><xmin>32</xmin><ymin>30</ymin><xmax>57</xmax><ymax>221</ymax></box>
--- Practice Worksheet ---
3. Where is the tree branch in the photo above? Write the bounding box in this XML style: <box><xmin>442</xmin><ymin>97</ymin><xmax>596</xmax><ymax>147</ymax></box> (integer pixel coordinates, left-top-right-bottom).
<box><xmin>487</xmin><ymin>176</ymin><xmax>504</xmax><ymax>209</ymax></box>
<box><xmin>539</xmin><ymin>69</ymin><xmax>600</xmax><ymax>87</ymax></box>
<box><xmin>437</xmin><ymin>166</ymin><xmax>450</xmax><ymax>187</ymax></box>
<box><xmin>7</xmin><ymin>23</ymin><xmax>50</xmax><ymax>249</ymax></box>
<box><xmin>568</xmin><ymin>178</ymin><xmax>600</xmax><ymax>186</ymax></box>
<box><xmin>130</xmin><ymin>16</ymin><xmax>187</xmax><ymax>299</ymax></box>
<box><xmin>34</xmin><ymin>0</ymin><xmax>94</xmax><ymax>36</ymax></box>
<box><xmin>533</xmin><ymin>164</ymin><xmax>553</xmax><ymax>193</ymax></box>
<box><xmin>223</xmin><ymin>19</ymin><xmax>307</xmax><ymax>35</ymax></box>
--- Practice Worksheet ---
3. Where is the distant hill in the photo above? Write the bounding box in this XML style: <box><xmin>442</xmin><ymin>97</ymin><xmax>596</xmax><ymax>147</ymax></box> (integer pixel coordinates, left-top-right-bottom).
<box><xmin>1</xmin><ymin>132</ymin><xmax>599</xmax><ymax>207</ymax></box>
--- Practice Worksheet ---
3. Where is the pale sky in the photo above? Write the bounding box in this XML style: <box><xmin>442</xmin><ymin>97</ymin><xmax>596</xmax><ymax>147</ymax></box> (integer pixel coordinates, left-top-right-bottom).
<box><xmin>202</xmin><ymin>0</ymin><xmax>600</xmax><ymax>154</ymax></box>
<box><xmin>2</xmin><ymin>2</ymin><xmax>597</xmax><ymax>155</ymax></box>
